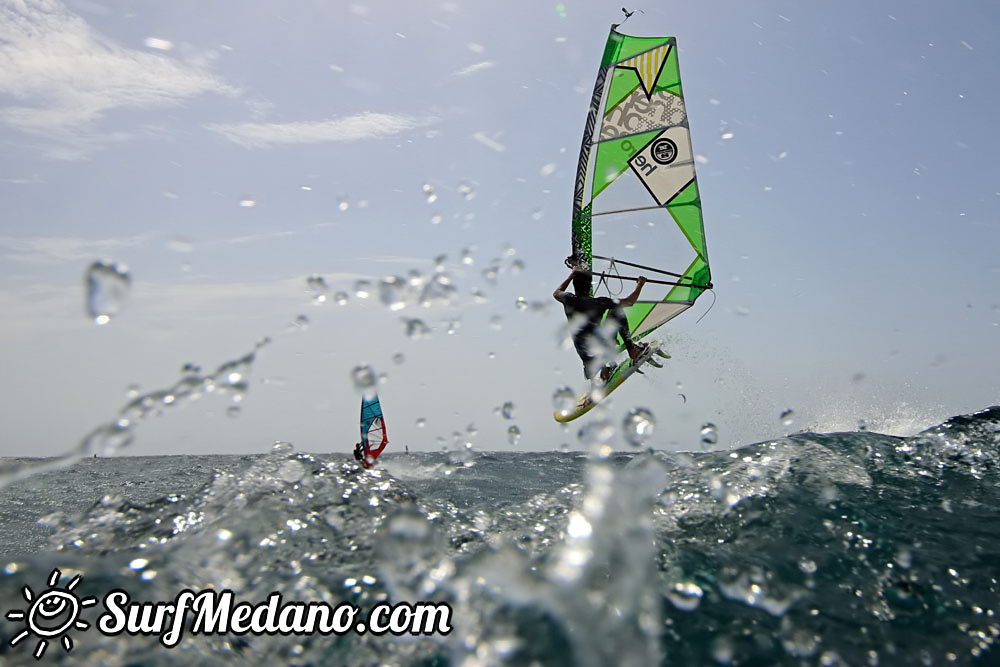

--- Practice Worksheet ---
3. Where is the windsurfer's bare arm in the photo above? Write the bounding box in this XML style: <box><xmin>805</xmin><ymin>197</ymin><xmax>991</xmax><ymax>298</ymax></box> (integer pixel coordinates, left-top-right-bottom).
<box><xmin>553</xmin><ymin>270</ymin><xmax>576</xmax><ymax>300</ymax></box>
<box><xmin>619</xmin><ymin>276</ymin><xmax>648</xmax><ymax>307</ymax></box>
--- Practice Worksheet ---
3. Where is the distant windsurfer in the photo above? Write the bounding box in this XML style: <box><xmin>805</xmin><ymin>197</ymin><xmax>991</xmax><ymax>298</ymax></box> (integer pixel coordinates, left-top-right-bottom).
<box><xmin>554</xmin><ymin>265</ymin><xmax>648</xmax><ymax>383</ymax></box>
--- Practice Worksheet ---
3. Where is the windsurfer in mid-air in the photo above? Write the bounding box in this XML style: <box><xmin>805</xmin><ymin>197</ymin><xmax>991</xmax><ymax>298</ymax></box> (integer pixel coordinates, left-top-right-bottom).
<box><xmin>554</xmin><ymin>263</ymin><xmax>649</xmax><ymax>383</ymax></box>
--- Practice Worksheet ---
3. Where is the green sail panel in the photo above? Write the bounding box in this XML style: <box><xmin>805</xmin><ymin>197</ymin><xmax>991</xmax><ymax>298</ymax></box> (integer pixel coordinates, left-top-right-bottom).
<box><xmin>591</xmin><ymin>129</ymin><xmax>663</xmax><ymax>199</ymax></box>
<box><xmin>569</xmin><ymin>27</ymin><xmax>711</xmax><ymax>345</ymax></box>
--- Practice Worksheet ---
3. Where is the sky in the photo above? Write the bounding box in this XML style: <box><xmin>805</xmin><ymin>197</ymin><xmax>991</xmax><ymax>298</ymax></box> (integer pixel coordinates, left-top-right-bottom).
<box><xmin>1</xmin><ymin>0</ymin><xmax>998</xmax><ymax>460</ymax></box>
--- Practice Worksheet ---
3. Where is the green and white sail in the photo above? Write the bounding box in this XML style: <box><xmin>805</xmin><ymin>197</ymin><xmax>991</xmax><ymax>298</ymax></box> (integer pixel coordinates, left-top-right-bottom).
<box><xmin>570</xmin><ymin>27</ymin><xmax>712</xmax><ymax>343</ymax></box>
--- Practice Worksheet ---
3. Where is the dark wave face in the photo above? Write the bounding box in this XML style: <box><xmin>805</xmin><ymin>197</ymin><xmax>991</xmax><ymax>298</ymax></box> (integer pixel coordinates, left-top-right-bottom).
<box><xmin>2</xmin><ymin>407</ymin><xmax>999</xmax><ymax>665</ymax></box>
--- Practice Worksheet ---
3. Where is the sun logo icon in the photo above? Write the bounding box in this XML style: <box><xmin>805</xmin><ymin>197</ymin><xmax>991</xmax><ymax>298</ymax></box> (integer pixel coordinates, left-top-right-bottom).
<box><xmin>5</xmin><ymin>568</ymin><xmax>97</xmax><ymax>660</ymax></box>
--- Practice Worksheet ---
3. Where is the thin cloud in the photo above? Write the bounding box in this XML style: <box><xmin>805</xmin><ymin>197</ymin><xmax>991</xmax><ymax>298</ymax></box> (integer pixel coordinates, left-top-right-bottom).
<box><xmin>224</xmin><ymin>230</ymin><xmax>296</xmax><ymax>245</ymax></box>
<box><xmin>0</xmin><ymin>0</ymin><xmax>237</xmax><ymax>157</ymax></box>
<box><xmin>0</xmin><ymin>174</ymin><xmax>44</xmax><ymax>184</ymax></box>
<box><xmin>0</xmin><ymin>272</ymin><xmax>388</xmax><ymax>339</ymax></box>
<box><xmin>205</xmin><ymin>112</ymin><xmax>432</xmax><ymax>149</ymax></box>
<box><xmin>0</xmin><ymin>234</ymin><xmax>148</xmax><ymax>264</ymax></box>
<box><xmin>451</xmin><ymin>61</ymin><xmax>495</xmax><ymax>77</ymax></box>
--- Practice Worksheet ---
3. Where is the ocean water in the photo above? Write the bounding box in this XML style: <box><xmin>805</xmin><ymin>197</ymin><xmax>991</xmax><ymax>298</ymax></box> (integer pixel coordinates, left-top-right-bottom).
<box><xmin>2</xmin><ymin>406</ymin><xmax>1000</xmax><ymax>665</ymax></box>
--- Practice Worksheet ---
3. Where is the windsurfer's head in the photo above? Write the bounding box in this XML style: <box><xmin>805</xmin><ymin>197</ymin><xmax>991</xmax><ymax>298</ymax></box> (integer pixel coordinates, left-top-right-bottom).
<box><xmin>572</xmin><ymin>269</ymin><xmax>592</xmax><ymax>296</ymax></box>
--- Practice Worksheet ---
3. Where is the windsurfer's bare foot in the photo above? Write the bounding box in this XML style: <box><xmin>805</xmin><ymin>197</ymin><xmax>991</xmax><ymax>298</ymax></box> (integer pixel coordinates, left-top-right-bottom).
<box><xmin>599</xmin><ymin>365</ymin><xmax>613</xmax><ymax>383</ymax></box>
<box><xmin>628</xmin><ymin>343</ymin><xmax>648</xmax><ymax>361</ymax></box>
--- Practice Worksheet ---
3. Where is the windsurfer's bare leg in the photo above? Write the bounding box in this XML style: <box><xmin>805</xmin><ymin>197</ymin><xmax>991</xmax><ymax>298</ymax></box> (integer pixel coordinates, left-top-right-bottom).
<box><xmin>609</xmin><ymin>307</ymin><xmax>647</xmax><ymax>360</ymax></box>
<box><xmin>573</xmin><ymin>328</ymin><xmax>599</xmax><ymax>379</ymax></box>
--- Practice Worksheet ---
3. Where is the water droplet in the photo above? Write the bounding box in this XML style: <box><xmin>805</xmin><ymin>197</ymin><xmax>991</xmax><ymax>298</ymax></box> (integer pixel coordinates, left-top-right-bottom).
<box><xmin>711</xmin><ymin>637</ymin><xmax>734</xmax><ymax>665</ymax></box>
<box><xmin>720</xmin><ymin>125</ymin><xmax>734</xmax><ymax>140</ymax></box>
<box><xmin>489</xmin><ymin>315</ymin><xmax>503</xmax><ymax>330</ymax></box>
<box><xmin>392</xmin><ymin>352</ymin><xmax>405</xmax><ymax>365</ymax></box>
<box><xmin>458</xmin><ymin>181</ymin><xmax>475</xmax><ymax>200</ymax></box>
<box><xmin>403</xmin><ymin>318</ymin><xmax>430</xmax><ymax>339</ymax></box>
<box><xmin>290</xmin><ymin>314</ymin><xmax>309</xmax><ymax>330</ymax></box>
<box><xmin>515</xmin><ymin>296</ymin><xmax>528</xmax><ymax>311</ymax></box>
<box><xmin>552</xmin><ymin>386</ymin><xmax>575</xmax><ymax>417</ymax></box>
<box><xmin>422</xmin><ymin>183</ymin><xmax>437</xmax><ymax>203</ymax></box>
<box><xmin>501</xmin><ymin>401</ymin><xmax>515</xmax><ymax>419</ymax></box>
<box><xmin>272</xmin><ymin>441</ymin><xmax>294</xmax><ymax>455</ymax></box>
<box><xmin>507</xmin><ymin>425</ymin><xmax>521</xmax><ymax>445</ymax></box>
<box><xmin>578</xmin><ymin>419</ymin><xmax>615</xmax><ymax>450</ymax></box>
<box><xmin>239</xmin><ymin>196</ymin><xmax>256</xmax><ymax>207</ymax></box>
<box><xmin>379</xmin><ymin>276</ymin><xmax>408</xmax><ymax>311</ymax></box>
<box><xmin>416</xmin><ymin>417</ymin><xmax>426</xmax><ymax>428</ymax></box>
<box><xmin>354</xmin><ymin>280</ymin><xmax>372</xmax><ymax>299</ymax></box>
<box><xmin>419</xmin><ymin>272</ymin><xmax>457</xmax><ymax>307</ymax></box>
<box><xmin>351</xmin><ymin>365</ymin><xmax>377</xmax><ymax>400</ymax></box>
<box><xmin>700</xmin><ymin>423</ymin><xmax>718</xmax><ymax>446</ymax></box>
<box><xmin>85</xmin><ymin>261</ymin><xmax>131</xmax><ymax>325</ymax></box>
<box><xmin>857</xmin><ymin>419</ymin><xmax>868</xmax><ymax>432</ymax></box>
<box><xmin>540</xmin><ymin>162</ymin><xmax>556</xmax><ymax>177</ymax></box>
<box><xmin>333</xmin><ymin>291</ymin><xmax>348</xmax><ymax>306</ymax></box>
<box><xmin>799</xmin><ymin>558</ymin><xmax>817</xmax><ymax>574</ymax></box>
<box><xmin>445</xmin><ymin>319</ymin><xmax>460</xmax><ymax>335</ymax></box>
<box><xmin>226</xmin><ymin>405</ymin><xmax>241</xmax><ymax>418</ymax></box>
<box><xmin>125</xmin><ymin>384</ymin><xmax>141</xmax><ymax>398</ymax></box>
<box><xmin>306</xmin><ymin>275</ymin><xmax>328</xmax><ymax>303</ymax></box>
<box><xmin>780</xmin><ymin>409</ymin><xmax>794</xmax><ymax>427</ymax></box>
<box><xmin>460</xmin><ymin>247</ymin><xmax>474</xmax><ymax>266</ymax></box>
<box><xmin>144</xmin><ymin>37</ymin><xmax>173</xmax><ymax>51</ymax></box>
<box><xmin>623</xmin><ymin>407</ymin><xmax>655</xmax><ymax>447</ymax></box>
<box><xmin>430</xmin><ymin>214</ymin><xmax>442</xmax><ymax>225</ymax></box>
<box><xmin>406</xmin><ymin>270</ymin><xmax>424</xmax><ymax>289</ymax></box>
<box><xmin>531</xmin><ymin>209</ymin><xmax>543</xmax><ymax>221</ymax></box>
<box><xmin>511</xmin><ymin>258</ymin><xmax>525</xmax><ymax>273</ymax></box>
<box><xmin>337</xmin><ymin>196</ymin><xmax>349</xmax><ymax>211</ymax></box>
<box><xmin>666</xmin><ymin>581</ymin><xmax>704</xmax><ymax>611</ymax></box>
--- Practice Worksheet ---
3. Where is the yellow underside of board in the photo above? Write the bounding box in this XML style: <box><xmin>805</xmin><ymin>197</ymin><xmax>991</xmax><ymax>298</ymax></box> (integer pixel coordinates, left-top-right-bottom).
<box><xmin>553</xmin><ymin>342</ymin><xmax>664</xmax><ymax>423</ymax></box>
